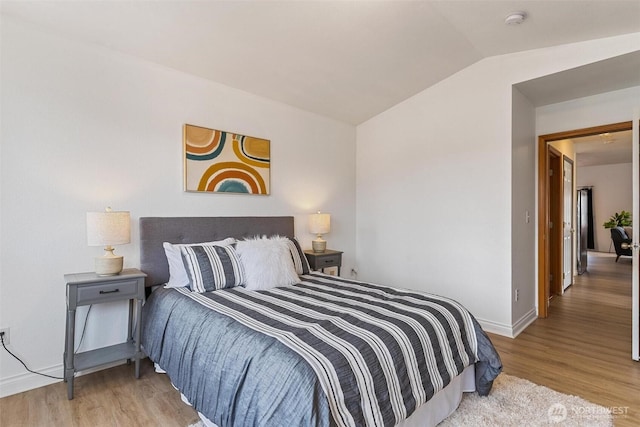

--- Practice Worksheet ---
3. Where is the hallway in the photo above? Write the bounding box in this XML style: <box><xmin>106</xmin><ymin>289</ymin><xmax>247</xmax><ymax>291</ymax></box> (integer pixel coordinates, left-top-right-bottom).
<box><xmin>489</xmin><ymin>251</ymin><xmax>639</xmax><ymax>426</ymax></box>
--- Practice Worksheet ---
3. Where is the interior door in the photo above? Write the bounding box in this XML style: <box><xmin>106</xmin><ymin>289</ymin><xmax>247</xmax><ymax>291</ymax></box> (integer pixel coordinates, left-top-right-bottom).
<box><xmin>632</xmin><ymin>113</ymin><xmax>639</xmax><ymax>361</ymax></box>
<box><xmin>549</xmin><ymin>149</ymin><xmax>562</xmax><ymax>297</ymax></box>
<box><xmin>562</xmin><ymin>157</ymin><xmax>573</xmax><ymax>291</ymax></box>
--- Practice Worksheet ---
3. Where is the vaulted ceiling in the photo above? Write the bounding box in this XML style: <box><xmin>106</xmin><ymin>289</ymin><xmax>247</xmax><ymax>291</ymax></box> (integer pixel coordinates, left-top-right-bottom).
<box><xmin>2</xmin><ymin>1</ymin><xmax>639</xmax><ymax>125</ymax></box>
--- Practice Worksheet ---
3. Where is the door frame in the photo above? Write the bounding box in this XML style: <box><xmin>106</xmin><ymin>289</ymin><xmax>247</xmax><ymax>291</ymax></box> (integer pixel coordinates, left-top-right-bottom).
<box><xmin>632</xmin><ymin>112</ymin><xmax>639</xmax><ymax>361</ymax></box>
<box><xmin>537</xmin><ymin>121</ymin><xmax>632</xmax><ymax>318</ymax></box>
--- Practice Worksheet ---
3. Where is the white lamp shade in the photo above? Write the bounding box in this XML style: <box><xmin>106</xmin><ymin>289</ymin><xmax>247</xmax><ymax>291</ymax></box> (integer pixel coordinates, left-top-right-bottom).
<box><xmin>309</xmin><ymin>212</ymin><xmax>331</xmax><ymax>235</ymax></box>
<box><xmin>86</xmin><ymin>210</ymin><xmax>131</xmax><ymax>246</ymax></box>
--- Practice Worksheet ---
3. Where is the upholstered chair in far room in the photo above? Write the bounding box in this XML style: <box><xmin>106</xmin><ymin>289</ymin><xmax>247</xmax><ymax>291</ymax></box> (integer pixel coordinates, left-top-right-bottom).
<box><xmin>611</xmin><ymin>227</ymin><xmax>633</xmax><ymax>262</ymax></box>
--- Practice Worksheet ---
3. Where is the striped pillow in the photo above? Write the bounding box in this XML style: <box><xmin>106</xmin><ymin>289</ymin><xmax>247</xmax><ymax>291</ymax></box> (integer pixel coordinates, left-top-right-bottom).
<box><xmin>164</xmin><ymin>238</ymin><xmax>236</xmax><ymax>288</ymax></box>
<box><xmin>181</xmin><ymin>244</ymin><xmax>245</xmax><ymax>292</ymax></box>
<box><xmin>285</xmin><ymin>237</ymin><xmax>310</xmax><ymax>275</ymax></box>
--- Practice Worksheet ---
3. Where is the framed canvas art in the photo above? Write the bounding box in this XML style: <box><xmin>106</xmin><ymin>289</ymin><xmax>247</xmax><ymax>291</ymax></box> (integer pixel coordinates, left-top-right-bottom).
<box><xmin>183</xmin><ymin>124</ymin><xmax>270</xmax><ymax>195</ymax></box>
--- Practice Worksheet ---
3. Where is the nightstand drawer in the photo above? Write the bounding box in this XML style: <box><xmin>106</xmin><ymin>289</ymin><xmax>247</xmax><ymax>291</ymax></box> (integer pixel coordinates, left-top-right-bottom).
<box><xmin>316</xmin><ymin>255</ymin><xmax>342</xmax><ymax>266</ymax></box>
<box><xmin>76</xmin><ymin>279</ymin><xmax>139</xmax><ymax>305</ymax></box>
<box><xmin>304</xmin><ymin>250</ymin><xmax>343</xmax><ymax>274</ymax></box>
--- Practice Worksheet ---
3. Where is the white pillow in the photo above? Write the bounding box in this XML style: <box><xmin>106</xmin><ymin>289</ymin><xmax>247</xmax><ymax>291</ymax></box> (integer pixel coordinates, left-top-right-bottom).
<box><xmin>163</xmin><ymin>237</ymin><xmax>235</xmax><ymax>288</ymax></box>
<box><xmin>236</xmin><ymin>236</ymin><xmax>300</xmax><ymax>291</ymax></box>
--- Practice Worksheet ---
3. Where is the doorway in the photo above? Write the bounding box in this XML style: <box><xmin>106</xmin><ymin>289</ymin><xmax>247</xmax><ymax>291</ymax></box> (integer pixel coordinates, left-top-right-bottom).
<box><xmin>537</xmin><ymin>121</ymin><xmax>633</xmax><ymax>318</ymax></box>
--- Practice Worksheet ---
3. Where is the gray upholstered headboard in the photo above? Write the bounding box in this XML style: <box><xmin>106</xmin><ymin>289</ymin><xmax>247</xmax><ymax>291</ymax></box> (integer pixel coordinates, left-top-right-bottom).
<box><xmin>140</xmin><ymin>216</ymin><xmax>295</xmax><ymax>287</ymax></box>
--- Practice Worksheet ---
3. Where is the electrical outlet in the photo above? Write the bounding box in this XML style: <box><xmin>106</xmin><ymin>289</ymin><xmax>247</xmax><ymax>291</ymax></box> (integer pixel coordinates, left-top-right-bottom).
<box><xmin>0</xmin><ymin>328</ymin><xmax>9</xmax><ymax>345</ymax></box>
<box><xmin>515</xmin><ymin>289</ymin><xmax>520</xmax><ymax>302</ymax></box>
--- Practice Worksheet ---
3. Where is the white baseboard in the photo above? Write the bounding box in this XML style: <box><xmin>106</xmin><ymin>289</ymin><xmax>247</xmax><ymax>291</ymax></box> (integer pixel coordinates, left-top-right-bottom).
<box><xmin>475</xmin><ymin>317</ymin><xmax>515</xmax><ymax>337</ymax></box>
<box><xmin>475</xmin><ymin>308</ymin><xmax>537</xmax><ymax>339</ymax></box>
<box><xmin>511</xmin><ymin>308</ymin><xmax>538</xmax><ymax>337</ymax></box>
<box><xmin>0</xmin><ymin>364</ymin><xmax>62</xmax><ymax>398</ymax></box>
<box><xmin>0</xmin><ymin>360</ymin><xmax>127</xmax><ymax>398</ymax></box>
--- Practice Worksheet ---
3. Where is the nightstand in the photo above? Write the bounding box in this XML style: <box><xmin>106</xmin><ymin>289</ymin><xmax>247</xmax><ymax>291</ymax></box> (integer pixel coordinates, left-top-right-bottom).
<box><xmin>304</xmin><ymin>249</ymin><xmax>343</xmax><ymax>276</ymax></box>
<box><xmin>63</xmin><ymin>268</ymin><xmax>146</xmax><ymax>400</ymax></box>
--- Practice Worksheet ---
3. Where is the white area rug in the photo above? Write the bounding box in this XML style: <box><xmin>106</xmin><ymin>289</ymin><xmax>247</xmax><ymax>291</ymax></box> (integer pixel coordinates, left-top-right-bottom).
<box><xmin>439</xmin><ymin>374</ymin><xmax>613</xmax><ymax>426</ymax></box>
<box><xmin>188</xmin><ymin>374</ymin><xmax>614</xmax><ymax>427</ymax></box>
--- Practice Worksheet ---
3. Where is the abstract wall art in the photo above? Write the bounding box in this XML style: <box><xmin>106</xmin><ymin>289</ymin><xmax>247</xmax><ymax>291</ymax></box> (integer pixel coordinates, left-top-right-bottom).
<box><xmin>183</xmin><ymin>124</ymin><xmax>270</xmax><ymax>195</ymax></box>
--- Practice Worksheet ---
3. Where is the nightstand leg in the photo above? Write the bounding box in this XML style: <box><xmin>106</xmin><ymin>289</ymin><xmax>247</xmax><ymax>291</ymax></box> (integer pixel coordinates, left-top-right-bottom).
<box><xmin>65</xmin><ymin>308</ymin><xmax>76</xmax><ymax>399</ymax></box>
<box><xmin>126</xmin><ymin>299</ymin><xmax>134</xmax><ymax>365</ymax></box>
<box><xmin>134</xmin><ymin>298</ymin><xmax>142</xmax><ymax>379</ymax></box>
<box><xmin>127</xmin><ymin>299</ymin><xmax>134</xmax><ymax>341</ymax></box>
<box><xmin>67</xmin><ymin>376</ymin><xmax>74</xmax><ymax>400</ymax></box>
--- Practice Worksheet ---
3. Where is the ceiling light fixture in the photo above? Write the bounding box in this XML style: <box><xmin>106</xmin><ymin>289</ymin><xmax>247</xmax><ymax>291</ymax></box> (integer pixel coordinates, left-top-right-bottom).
<box><xmin>599</xmin><ymin>133</ymin><xmax>615</xmax><ymax>144</ymax></box>
<box><xmin>505</xmin><ymin>11</ymin><xmax>526</xmax><ymax>25</ymax></box>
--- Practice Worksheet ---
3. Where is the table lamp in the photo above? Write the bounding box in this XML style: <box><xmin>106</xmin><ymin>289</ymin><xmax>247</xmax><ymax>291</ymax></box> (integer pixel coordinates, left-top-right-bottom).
<box><xmin>86</xmin><ymin>207</ymin><xmax>131</xmax><ymax>276</ymax></box>
<box><xmin>309</xmin><ymin>211</ymin><xmax>330</xmax><ymax>253</ymax></box>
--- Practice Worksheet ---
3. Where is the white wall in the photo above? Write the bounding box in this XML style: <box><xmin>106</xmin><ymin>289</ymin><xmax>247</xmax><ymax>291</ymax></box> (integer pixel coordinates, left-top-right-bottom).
<box><xmin>0</xmin><ymin>17</ymin><xmax>356</xmax><ymax>396</ymax></box>
<box><xmin>537</xmin><ymin>87</ymin><xmax>640</xmax><ymax>136</ymax></box>
<box><xmin>577</xmin><ymin>163</ymin><xmax>633</xmax><ymax>252</ymax></box>
<box><xmin>511</xmin><ymin>88</ymin><xmax>537</xmax><ymax>329</ymax></box>
<box><xmin>356</xmin><ymin>33</ymin><xmax>640</xmax><ymax>337</ymax></box>
<box><xmin>549</xmin><ymin>140</ymin><xmax>576</xmax><ymax>160</ymax></box>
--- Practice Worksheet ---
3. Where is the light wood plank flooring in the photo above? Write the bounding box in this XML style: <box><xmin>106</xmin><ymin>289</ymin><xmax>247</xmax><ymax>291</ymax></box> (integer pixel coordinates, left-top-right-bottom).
<box><xmin>490</xmin><ymin>251</ymin><xmax>639</xmax><ymax>426</ymax></box>
<box><xmin>1</xmin><ymin>251</ymin><xmax>638</xmax><ymax>426</ymax></box>
<box><xmin>0</xmin><ymin>359</ymin><xmax>200</xmax><ymax>426</ymax></box>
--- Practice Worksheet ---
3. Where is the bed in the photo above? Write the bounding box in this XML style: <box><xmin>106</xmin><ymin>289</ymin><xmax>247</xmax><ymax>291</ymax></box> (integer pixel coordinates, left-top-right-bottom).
<box><xmin>140</xmin><ymin>216</ymin><xmax>502</xmax><ymax>427</ymax></box>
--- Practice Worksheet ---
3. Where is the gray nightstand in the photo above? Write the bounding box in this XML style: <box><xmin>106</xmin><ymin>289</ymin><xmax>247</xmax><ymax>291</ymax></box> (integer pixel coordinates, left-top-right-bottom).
<box><xmin>63</xmin><ymin>268</ymin><xmax>146</xmax><ymax>400</ymax></box>
<box><xmin>304</xmin><ymin>249</ymin><xmax>343</xmax><ymax>275</ymax></box>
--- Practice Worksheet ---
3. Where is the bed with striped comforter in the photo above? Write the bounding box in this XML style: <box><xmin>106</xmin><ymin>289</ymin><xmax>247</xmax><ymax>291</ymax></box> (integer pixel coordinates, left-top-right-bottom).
<box><xmin>141</xmin><ymin>273</ymin><xmax>502</xmax><ymax>427</ymax></box>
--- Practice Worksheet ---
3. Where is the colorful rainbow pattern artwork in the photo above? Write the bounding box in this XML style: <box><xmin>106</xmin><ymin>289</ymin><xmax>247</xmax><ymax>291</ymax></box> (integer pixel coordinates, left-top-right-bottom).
<box><xmin>183</xmin><ymin>124</ymin><xmax>270</xmax><ymax>195</ymax></box>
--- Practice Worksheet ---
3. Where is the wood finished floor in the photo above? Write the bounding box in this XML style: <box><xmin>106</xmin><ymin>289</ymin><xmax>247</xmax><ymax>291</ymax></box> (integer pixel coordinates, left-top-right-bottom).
<box><xmin>1</xmin><ymin>251</ymin><xmax>638</xmax><ymax>426</ymax></box>
<box><xmin>0</xmin><ymin>359</ymin><xmax>200</xmax><ymax>427</ymax></box>
<box><xmin>489</xmin><ymin>251</ymin><xmax>639</xmax><ymax>426</ymax></box>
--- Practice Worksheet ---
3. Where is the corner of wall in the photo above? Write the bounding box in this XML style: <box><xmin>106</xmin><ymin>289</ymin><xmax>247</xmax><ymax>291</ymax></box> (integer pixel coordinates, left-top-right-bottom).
<box><xmin>475</xmin><ymin>308</ymin><xmax>537</xmax><ymax>339</ymax></box>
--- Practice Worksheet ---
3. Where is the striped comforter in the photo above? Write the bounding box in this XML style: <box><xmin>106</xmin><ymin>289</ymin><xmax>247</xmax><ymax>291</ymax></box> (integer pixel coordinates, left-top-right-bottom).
<box><xmin>142</xmin><ymin>273</ymin><xmax>501</xmax><ymax>427</ymax></box>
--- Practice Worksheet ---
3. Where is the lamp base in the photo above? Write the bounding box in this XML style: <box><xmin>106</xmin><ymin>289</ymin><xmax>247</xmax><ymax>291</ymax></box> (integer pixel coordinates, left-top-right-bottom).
<box><xmin>312</xmin><ymin>238</ymin><xmax>327</xmax><ymax>253</ymax></box>
<box><xmin>95</xmin><ymin>249</ymin><xmax>124</xmax><ymax>276</ymax></box>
